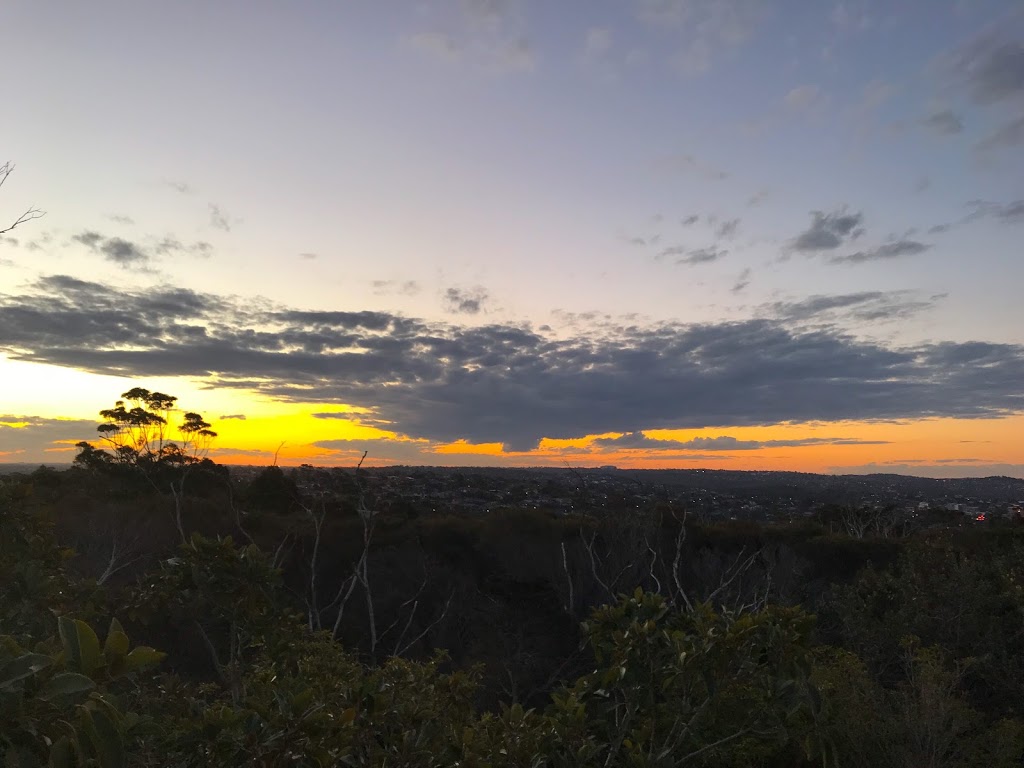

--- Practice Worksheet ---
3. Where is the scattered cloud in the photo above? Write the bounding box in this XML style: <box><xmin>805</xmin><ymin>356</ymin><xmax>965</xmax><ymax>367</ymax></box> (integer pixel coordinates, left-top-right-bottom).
<box><xmin>299</xmin><ymin>252</ymin><xmax>318</xmax><ymax>260</ymax></box>
<box><xmin>830</xmin><ymin>2</ymin><xmax>872</xmax><ymax>32</ymax></box>
<box><xmin>716</xmin><ymin>218</ymin><xmax>740</xmax><ymax>238</ymax></box>
<box><xmin>636</xmin><ymin>0</ymin><xmax>768</xmax><ymax>75</ymax></box>
<box><xmin>658</xmin><ymin>245</ymin><xmax>727</xmax><ymax>265</ymax></box>
<box><xmin>977</xmin><ymin>114</ymin><xmax>1024</xmax><ymax>151</ymax></box>
<box><xmin>747</xmin><ymin>189</ymin><xmax>769</xmax><ymax>207</ymax></box>
<box><xmin>106</xmin><ymin>214</ymin><xmax>135</xmax><ymax>225</ymax></box>
<box><xmin>680</xmin><ymin>214</ymin><xmax>700</xmax><ymax>226</ymax></box>
<box><xmin>659</xmin><ymin>154</ymin><xmax>729</xmax><ymax>180</ymax></box>
<box><xmin>73</xmin><ymin>231</ymin><xmax>150</xmax><ymax>268</ymax></box>
<box><xmin>922</xmin><ymin>109</ymin><xmax>964</xmax><ymax>135</ymax></box>
<box><xmin>220</xmin><ymin>413</ymin><xmax>246</xmax><ymax>420</ymax></box>
<box><xmin>730</xmin><ymin>268</ymin><xmax>751</xmax><ymax>293</ymax></box>
<box><xmin>444</xmin><ymin>286</ymin><xmax>489</xmax><ymax>314</ymax></box>
<box><xmin>785</xmin><ymin>84</ymin><xmax>821</xmax><ymax>109</ymax></box>
<box><xmin>154</xmin><ymin>237</ymin><xmax>213</xmax><ymax>258</ymax></box>
<box><xmin>495</xmin><ymin>39</ymin><xmax>536</xmax><ymax>72</ymax></box>
<box><xmin>372</xmin><ymin>279</ymin><xmax>421</xmax><ymax>296</ymax></box>
<box><xmin>791</xmin><ymin>208</ymin><xmax>865</xmax><ymax>252</ymax></box>
<box><xmin>409</xmin><ymin>31</ymin><xmax>461</xmax><ymax>60</ymax></box>
<box><xmin>679</xmin><ymin>246</ymin><xmax>727</xmax><ymax>265</ymax></box>
<box><xmin>163</xmin><ymin>180</ymin><xmax>193</xmax><ymax>195</ymax></box>
<box><xmin>408</xmin><ymin>0</ymin><xmax>536</xmax><ymax>74</ymax></box>
<box><xmin>72</xmin><ymin>230</ymin><xmax>212</xmax><ymax>268</ymax></box>
<box><xmin>208</xmin><ymin>203</ymin><xmax>233</xmax><ymax>232</ymax></box>
<box><xmin>856</xmin><ymin>79</ymin><xmax>896</xmax><ymax>115</ymax></box>
<box><xmin>966</xmin><ymin>199</ymin><xmax>1024</xmax><ymax>224</ymax></box>
<box><xmin>948</xmin><ymin>35</ymin><xmax>1024</xmax><ymax>106</ymax></box>
<box><xmin>4</xmin><ymin>276</ymin><xmax>1024</xmax><ymax>452</ymax></box>
<box><xmin>766</xmin><ymin>291</ymin><xmax>942</xmax><ymax>324</ymax></box>
<box><xmin>584</xmin><ymin>26</ymin><xmax>612</xmax><ymax>57</ymax></box>
<box><xmin>830</xmin><ymin>239</ymin><xmax>931</xmax><ymax>265</ymax></box>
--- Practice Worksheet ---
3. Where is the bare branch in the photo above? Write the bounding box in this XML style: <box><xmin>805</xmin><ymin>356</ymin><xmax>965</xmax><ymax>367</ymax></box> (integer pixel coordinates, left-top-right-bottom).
<box><xmin>0</xmin><ymin>162</ymin><xmax>45</xmax><ymax>235</ymax></box>
<box><xmin>396</xmin><ymin>589</ymin><xmax>454</xmax><ymax>657</ymax></box>
<box><xmin>561</xmin><ymin>540</ymin><xmax>574</xmax><ymax>615</ymax></box>
<box><xmin>95</xmin><ymin>531</ymin><xmax>142</xmax><ymax>585</ymax></box>
<box><xmin>380</xmin><ymin>571</ymin><xmax>429</xmax><ymax>649</ymax></box>
<box><xmin>645</xmin><ymin>536</ymin><xmax>662</xmax><ymax>596</ymax></box>
<box><xmin>670</xmin><ymin>508</ymin><xmax>694</xmax><ymax>611</ymax></box>
<box><xmin>581</xmin><ymin>528</ymin><xmax>612</xmax><ymax>599</ymax></box>
<box><xmin>704</xmin><ymin>546</ymin><xmax>758</xmax><ymax>607</ymax></box>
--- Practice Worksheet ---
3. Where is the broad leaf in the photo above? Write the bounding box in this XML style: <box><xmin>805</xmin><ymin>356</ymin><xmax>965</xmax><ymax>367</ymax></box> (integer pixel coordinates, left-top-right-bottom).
<box><xmin>0</xmin><ymin>653</ymin><xmax>53</xmax><ymax>689</ymax></box>
<box><xmin>38</xmin><ymin>672</ymin><xmax>96</xmax><ymax>702</ymax></box>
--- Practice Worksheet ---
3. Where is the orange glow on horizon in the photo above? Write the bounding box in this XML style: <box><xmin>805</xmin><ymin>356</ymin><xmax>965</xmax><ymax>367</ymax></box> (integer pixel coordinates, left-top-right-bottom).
<box><xmin>2</xmin><ymin>354</ymin><xmax>1021</xmax><ymax>474</ymax></box>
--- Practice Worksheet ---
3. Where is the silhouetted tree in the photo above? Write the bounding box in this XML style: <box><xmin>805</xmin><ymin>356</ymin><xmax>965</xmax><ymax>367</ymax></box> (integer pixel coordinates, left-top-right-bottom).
<box><xmin>75</xmin><ymin>387</ymin><xmax>217</xmax><ymax>542</ymax></box>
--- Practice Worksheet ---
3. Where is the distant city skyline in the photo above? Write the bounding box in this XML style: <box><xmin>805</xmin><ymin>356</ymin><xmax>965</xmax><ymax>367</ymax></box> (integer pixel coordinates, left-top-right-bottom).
<box><xmin>2</xmin><ymin>0</ymin><xmax>1023</xmax><ymax>477</ymax></box>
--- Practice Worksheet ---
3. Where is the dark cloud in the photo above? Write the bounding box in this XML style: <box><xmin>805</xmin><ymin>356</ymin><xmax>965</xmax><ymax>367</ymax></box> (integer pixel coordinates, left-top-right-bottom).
<box><xmin>978</xmin><ymin>114</ymin><xmax>1024</xmax><ymax>151</ymax></box>
<box><xmin>766</xmin><ymin>291</ymin><xmax>941</xmax><ymax>323</ymax></box>
<box><xmin>73</xmin><ymin>231</ymin><xmax>211</xmax><ymax>268</ymax></box>
<box><xmin>680</xmin><ymin>214</ymin><xmax>700</xmax><ymax>226</ymax></box>
<box><xmin>922</xmin><ymin>109</ymin><xmax>964</xmax><ymax>135</ymax></box>
<box><xmin>208</xmin><ymin>204</ymin><xmax>233</xmax><ymax>232</ymax></box>
<box><xmin>220</xmin><ymin>414</ymin><xmax>247</xmax><ymax>420</ymax></box>
<box><xmin>594</xmin><ymin>432</ymin><xmax>889</xmax><ymax>451</ymax></box>
<box><xmin>3</xmin><ymin>276</ymin><xmax>1024</xmax><ymax>452</ymax></box>
<box><xmin>73</xmin><ymin>231</ymin><xmax>149</xmax><ymax>267</ymax></box>
<box><xmin>830</xmin><ymin>239</ymin><xmax>931</xmax><ymax>264</ymax></box>
<box><xmin>791</xmin><ymin>209</ymin><xmax>865</xmax><ymax>252</ymax></box>
<box><xmin>444</xmin><ymin>286</ymin><xmax>489</xmax><ymax>314</ymax></box>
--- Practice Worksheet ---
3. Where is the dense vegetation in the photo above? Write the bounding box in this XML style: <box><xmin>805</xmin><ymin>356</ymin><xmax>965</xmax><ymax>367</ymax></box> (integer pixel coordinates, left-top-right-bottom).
<box><xmin>4</xmin><ymin>391</ymin><xmax>1024</xmax><ymax>766</ymax></box>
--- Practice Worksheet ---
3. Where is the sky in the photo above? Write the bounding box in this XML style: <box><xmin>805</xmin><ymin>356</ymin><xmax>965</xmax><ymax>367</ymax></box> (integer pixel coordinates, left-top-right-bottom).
<box><xmin>1</xmin><ymin>0</ymin><xmax>1023</xmax><ymax>477</ymax></box>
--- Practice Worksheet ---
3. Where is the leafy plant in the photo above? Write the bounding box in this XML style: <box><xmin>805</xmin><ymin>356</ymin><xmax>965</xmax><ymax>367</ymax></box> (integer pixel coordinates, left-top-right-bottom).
<box><xmin>0</xmin><ymin>617</ymin><xmax>164</xmax><ymax>767</ymax></box>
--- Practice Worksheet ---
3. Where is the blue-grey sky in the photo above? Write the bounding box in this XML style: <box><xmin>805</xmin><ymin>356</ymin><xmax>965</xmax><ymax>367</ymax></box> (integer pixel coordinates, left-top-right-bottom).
<box><xmin>1</xmin><ymin>0</ymin><xmax>1023</xmax><ymax>474</ymax></box>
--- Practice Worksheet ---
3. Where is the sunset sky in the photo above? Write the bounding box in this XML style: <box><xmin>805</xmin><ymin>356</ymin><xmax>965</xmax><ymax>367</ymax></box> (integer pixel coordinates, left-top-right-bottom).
<box><xmin>2</xmin><ymin>0</ymin><xmax>1023</xmax><ymax>477</ymax></box>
